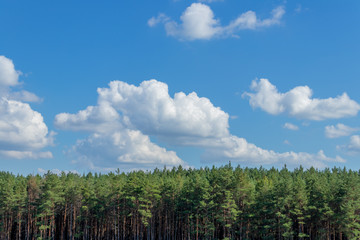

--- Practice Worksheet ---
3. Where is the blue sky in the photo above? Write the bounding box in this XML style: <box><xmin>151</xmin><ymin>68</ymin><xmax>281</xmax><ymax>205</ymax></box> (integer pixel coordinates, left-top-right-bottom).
<box><xmin>0</xmin><ymin>0</ymin><xmax>360</xmax><ymax>174</ymax></box>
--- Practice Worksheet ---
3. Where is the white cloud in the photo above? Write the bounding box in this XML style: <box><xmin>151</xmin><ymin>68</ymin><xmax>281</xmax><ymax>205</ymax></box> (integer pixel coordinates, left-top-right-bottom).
<box><xmin>148</xmin><ymin>14</ymin><xmax>170</xmax><ymax>27</ymax></box>
<box><xmin>55</xmin><ymin>81</ymin><xmax>201</xmax><ymax>170</ymax></box>
<box><xmin>201</xmin><ymin>135</ymin><xmax>345</xmax><ymax>168</ymax></box>
<box><xmin>0</xmin><ymin>98</ymin><xmax>53</xmax><ymax>155</ymax></box>
<box><xmin>325</xmin><ymin>123</ymin><xmax>359</xmax><ymax>138</ymax></box>
<box><xmin>55</xmin><ymin>103</ymin><xmax>122</xmax><ymax>133</ymax></box>
<box><xmin>199</xmin><ymin>0</ymin><xmax>224</xmax><ymax>2</ymax></box>
<box><xmin>97</xmin><ymin>80</ymin><xmax>229</xmax><ymax>138</ymax></box>
<box><xmin>283</xmin><ymin>122</ymin><xmax>299</xmax><ymax>131</ymax></box>
<box><xmin>56</xmin><ymin>79</ymin><xmax>345</xmax><ymax>169</ymax></box>
<box><xmin>338</xmin><ymin>135</ymin><xmax>360</xmax><ymax>154</ymax></box>
<box><xmin>0</xmin><ymin>56</ymin><xmax>53</xmax><ymax>159</ymax></box>
<box><xmin>243</xmin><ymin>79</ymin><xmax>360</xmax><ymax>120</ymax></box>
<box><xmin>0</xmin><ymin>55</ymin><xmax>41</xmax><ymax>103</ymax></box>
<box><xmin>0</xmin><ymin>56</ymin><xmax>21</xmax><ymax>87</ymax></box>
<box><xmin>148</xmin><ymin>3</ymin><xmax>285</xmax><ymax>40</ymax></box>
<box><xmin>0</xmin><ymin>150</ymin><xmax>52</xmax><ymax>159</ymax></box>
<box><xmin>9</xmin><ymin>90</ymin><xmax>43</xmax><ymax>103</ymax></box>
<box><xmin>69</xmin><ymin>130</ymin><xmax>186</xmax><ymax>171</ymax></box>
<box><xmin>37</xmin><ymin>168</ymin><xmax>79</xmax><ymax>175</ymax></box>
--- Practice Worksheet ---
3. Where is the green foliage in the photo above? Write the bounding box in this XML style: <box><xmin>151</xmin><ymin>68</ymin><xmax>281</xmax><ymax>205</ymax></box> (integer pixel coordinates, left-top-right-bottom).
<box><xmin>0</xmin><ymin>165</ymin><xmax>360</xmax><ymax>239</ymax></box>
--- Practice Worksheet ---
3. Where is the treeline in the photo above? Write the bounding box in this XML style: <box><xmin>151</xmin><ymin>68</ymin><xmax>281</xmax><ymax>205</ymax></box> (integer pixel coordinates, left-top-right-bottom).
<box><xmin>1</xmin><ymin>165</ymin><xmax>360</xmax><ymax>240</ymax></box>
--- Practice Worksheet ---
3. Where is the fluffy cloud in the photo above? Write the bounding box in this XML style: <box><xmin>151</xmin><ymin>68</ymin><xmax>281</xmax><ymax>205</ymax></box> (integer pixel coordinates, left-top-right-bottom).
<box><xmin>0</xmin><ymin>56</ymin><xmax>41</xmax><ymax>103</ymax></box>
<box><xmin>148</xmin><ymin>3</ymin><xmax>285</xmax><ymax>40</ymax></box>
<box><xmin>0</xmin><ymin>56</ymin><xmax>52</xmax><ymax>159</ymax></box>
<box><xmin>325</xmin><ymin>123</ymin><xmax>359</xmax><ymax>138</ymax></box>
<box><xmin>0</xmin><ymin>98</ymin><xmax>53</xmax><ymax>157</ymax></box>
<box><xmin>55</xmin><ymin>103</ymin><xmax>122</xmax><ymax>133</ymax></box>
<box><xmin>97</xmin><ymin>80</ymin><xmax>229</xmax><ymax>138</ymax></box>
<box><xmin>196</xmin><ymin>135</ymin><xmax>344</xmax><ymax>168</ymax></box>
<box><xmin>55</xmin><ymin>81</ymin><xmax>202</xmax><ymax>170</ymax></box>
<box><xmin>283</xmin><ymin>122</ymin><xmax>299</xmax><ymax>131</ymax></box>
<box><xmin>56</xmin><ymin>79</ymin><xmax>345</xmax><ymax>169</ymax></box>
<box><xmin>0</xmin><ymin>56</ymin><xmax>53</xmax><ymax>159</ymax></box>
<box><xmin>0</xmin><ymin>56</ymin><xmax>20</xmax><ymax>87</ymax></box>
<box><xmin>243</xmin><ymin>79</ymin><xmax>360</xmax><ymax>120</ymax></box>
<box><xmin>70</xmin><ymin>130</ymin><xmax>186</xmax><ymax>171</ymax></box>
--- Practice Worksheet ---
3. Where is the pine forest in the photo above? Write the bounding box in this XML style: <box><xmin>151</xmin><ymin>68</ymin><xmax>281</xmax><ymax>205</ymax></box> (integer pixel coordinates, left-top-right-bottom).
<box><xmin>1</xmin><ymin>164</ymin><xmax>360</xmax><ymax>239</ymax></box>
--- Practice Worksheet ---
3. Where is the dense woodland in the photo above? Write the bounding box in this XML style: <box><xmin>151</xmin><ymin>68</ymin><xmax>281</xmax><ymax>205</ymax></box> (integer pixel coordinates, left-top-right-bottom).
<box><xmin>1</xmin><ymin>165</ymin><xmax>360</xmax><ymax>240</ymax></box>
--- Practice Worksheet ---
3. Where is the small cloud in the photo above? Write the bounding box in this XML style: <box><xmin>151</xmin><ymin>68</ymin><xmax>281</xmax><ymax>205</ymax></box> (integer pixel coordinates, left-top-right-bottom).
<box><xmin>338</xmin><ymin>135</ymin><xmax>360</xmax><ymax>155</ymax></box>
<box><xmin>283</xmin><ymin>140</ymin><xmax>291</xmax><ymax>145</ymax></box>
<box><xmin>283</xmin><ymin>122</ymin><xmax>299</xmax><ymax>131</ymax></box>
<box><xmin>38</xmin><ymin>168</ymin><xmax>79</xmax><ymax>175</ymax></box>
<box><xmin>325</xmin><ymin>123</ymin><xmax>359</xmax><ymax>139</ymax></box>
<box><xmin>199</xmin><ymin>0</ymin><xmax>224</xmax><ymax>3</ymax></box>
<box><xmin>148</xmin><ymin>14</ymin><xmax>170</xmax><ymax>27</ymax></box>
<box><xmin>295</xmin><ymin>4</ymin><xmax>302</xmax><ymax>13</ymax></box>
<box><xmin>9</xmin><ymin>90</ymin><xmax>43</xmax><ymax>103</ymax></box>
<box><xmin>230</xmin><ymin>115</ymin><xmax>238</xmax><ymax>120</ymax></box>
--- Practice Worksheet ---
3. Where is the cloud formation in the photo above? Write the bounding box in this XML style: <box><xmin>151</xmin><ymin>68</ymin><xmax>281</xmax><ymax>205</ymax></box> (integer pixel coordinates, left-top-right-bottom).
<box><xmin>243</xmin><ymin>79</ymin><xmax>360</xmax><ymax>120</ymax></box>
<box><xmin>0</xmin><ymin>56</ymin><xmax>53</xmax><ymax>159</ymax></box>
<box><xmin>148</xmin><ymin>3</ymin><xmax>285</xmax><ymax>40</ymax></box>
<box><xmin>0</xmin><ymin>56</ymin><xmax>21</xmax><ymax>87</ymax></box>
<box><xmin>283</xmin><ymin>122</ymin><xmax>299</xmax><ymax>131</ymax></box>
<box><xmin>325</xmin><ymin>124</ymin><xmax>359</xmax><ymax>138</ymax></box>
<box><xmin>56</xmin><ymin>79</ymin><xmax>344</xmax><ymax>169</ymax></box>
<box><xmin>202</xmin><ymin>135</ymin><xmax>345</xmax><ymax>168</ymax></box>
<box><xmin>0</xmin><ymin>56</ymin><xmax>41</xmax><ymax>103</ymax></box>
<box><xmin>339</xmin><ymin>135</ymin><xmax>360</xmax><ymax>154</ymax></box>
<box><xmin>96</xmin><ymin>80</ymin><xmax>229</xmax><ymax>138</ymax></box>
<box><xmin>70</xmin><ymin>130</ymin><xmax>185</xmax><ymax>171</ymax></box>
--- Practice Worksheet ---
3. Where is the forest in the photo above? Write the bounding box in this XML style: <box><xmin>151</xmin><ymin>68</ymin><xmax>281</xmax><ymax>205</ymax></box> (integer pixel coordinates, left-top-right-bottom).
<box><xmin>1</xmin><ymin>164</ymin><xmax>360</xmax><ymax>240</ymax></box>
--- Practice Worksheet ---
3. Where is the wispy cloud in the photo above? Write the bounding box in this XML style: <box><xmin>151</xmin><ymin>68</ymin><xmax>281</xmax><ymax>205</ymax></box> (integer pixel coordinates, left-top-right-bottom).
<box><xmin>325</xmin><ymin>123</ymin><xmax>359</xmax><ymax>138</ymax></box>
<box><xmin>283</xmin><ymin>122</ymin><xmax>299</xmax><ymax>131</ymax></box>
<box><xmin>338</xmin><ymin>135</ymin><xmax>360</xmax><ymax>155</ymax></box>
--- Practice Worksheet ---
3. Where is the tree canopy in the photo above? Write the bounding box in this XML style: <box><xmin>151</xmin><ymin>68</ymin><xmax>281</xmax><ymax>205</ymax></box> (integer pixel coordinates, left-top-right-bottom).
<box><xmin>1</xmin><ymin>164</ymin><xmax>360</xmax><ymax>239</ymax></box>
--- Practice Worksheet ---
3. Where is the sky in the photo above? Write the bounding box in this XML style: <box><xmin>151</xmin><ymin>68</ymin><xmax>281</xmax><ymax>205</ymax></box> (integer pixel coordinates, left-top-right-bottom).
<box><xmin>0</xmin><ymin>0</ymin><xmax>360</xmax><ymax>175</ymax></box>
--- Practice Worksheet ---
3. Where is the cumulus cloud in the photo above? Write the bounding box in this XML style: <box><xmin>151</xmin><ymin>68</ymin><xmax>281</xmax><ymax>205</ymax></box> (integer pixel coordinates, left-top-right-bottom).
<box><xmin>56</xmin><ymin>79</ymin><xmax>344</xmax><ymax>169</ymax></box>
<box><xmin>0</xmin><ymin>55</ymin><xmax>41</xmax><ymax>103</ymax></box>
<box><xmin>0</xmin><ymin>56</ymin><xmax>21</xmax><ymax>87</ymax></box>
<box><xmin>69</xmin><ymin>130</ymin><xmax>186</xmax><ymax>171</ymax></box>
<box><xmin>0</xmin><ymin>98</ymin><xmax>53</xmax><ymax>157</ymax></box>
<box><xmin>55</xmin><ymin>103</ymin><xmax>123</xmax><ymax>133</ymax></box>
<box><xmin>201</xmin><ymin>135</ymin><xmax>345</xmax><ymax>168</ymax></box>
<box><xmin>148</xmin><ymin>3</ymin><xmax>285</xmax><ymax>40</ymax></box>
<box><xmin>55</xmin><ymin>81</ymin><xmax>201</xmax><ymax>171</ymax></box>
<box><xmin>0</xmin><ymin>56</ymin><xmax>53</xmax><ymax>159</ymax></box>
<box><xmin>97</xmin><ymin>80</ymin><xmax>229</xmax><ymax>138</ymax></box>
<box><xmin>325</xmin><ymin>123</ymin><xmax>359</xmax><ymax>139</ymax></box>
<box><xmin>243</xmin><ymin>79</ymin><xmax>360</xmax><ymax>120</ymax></box>
<box><xmin>283</xmin><ymin>122</ymin><xmax>299</xmax><ymax>131</ymax></box>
